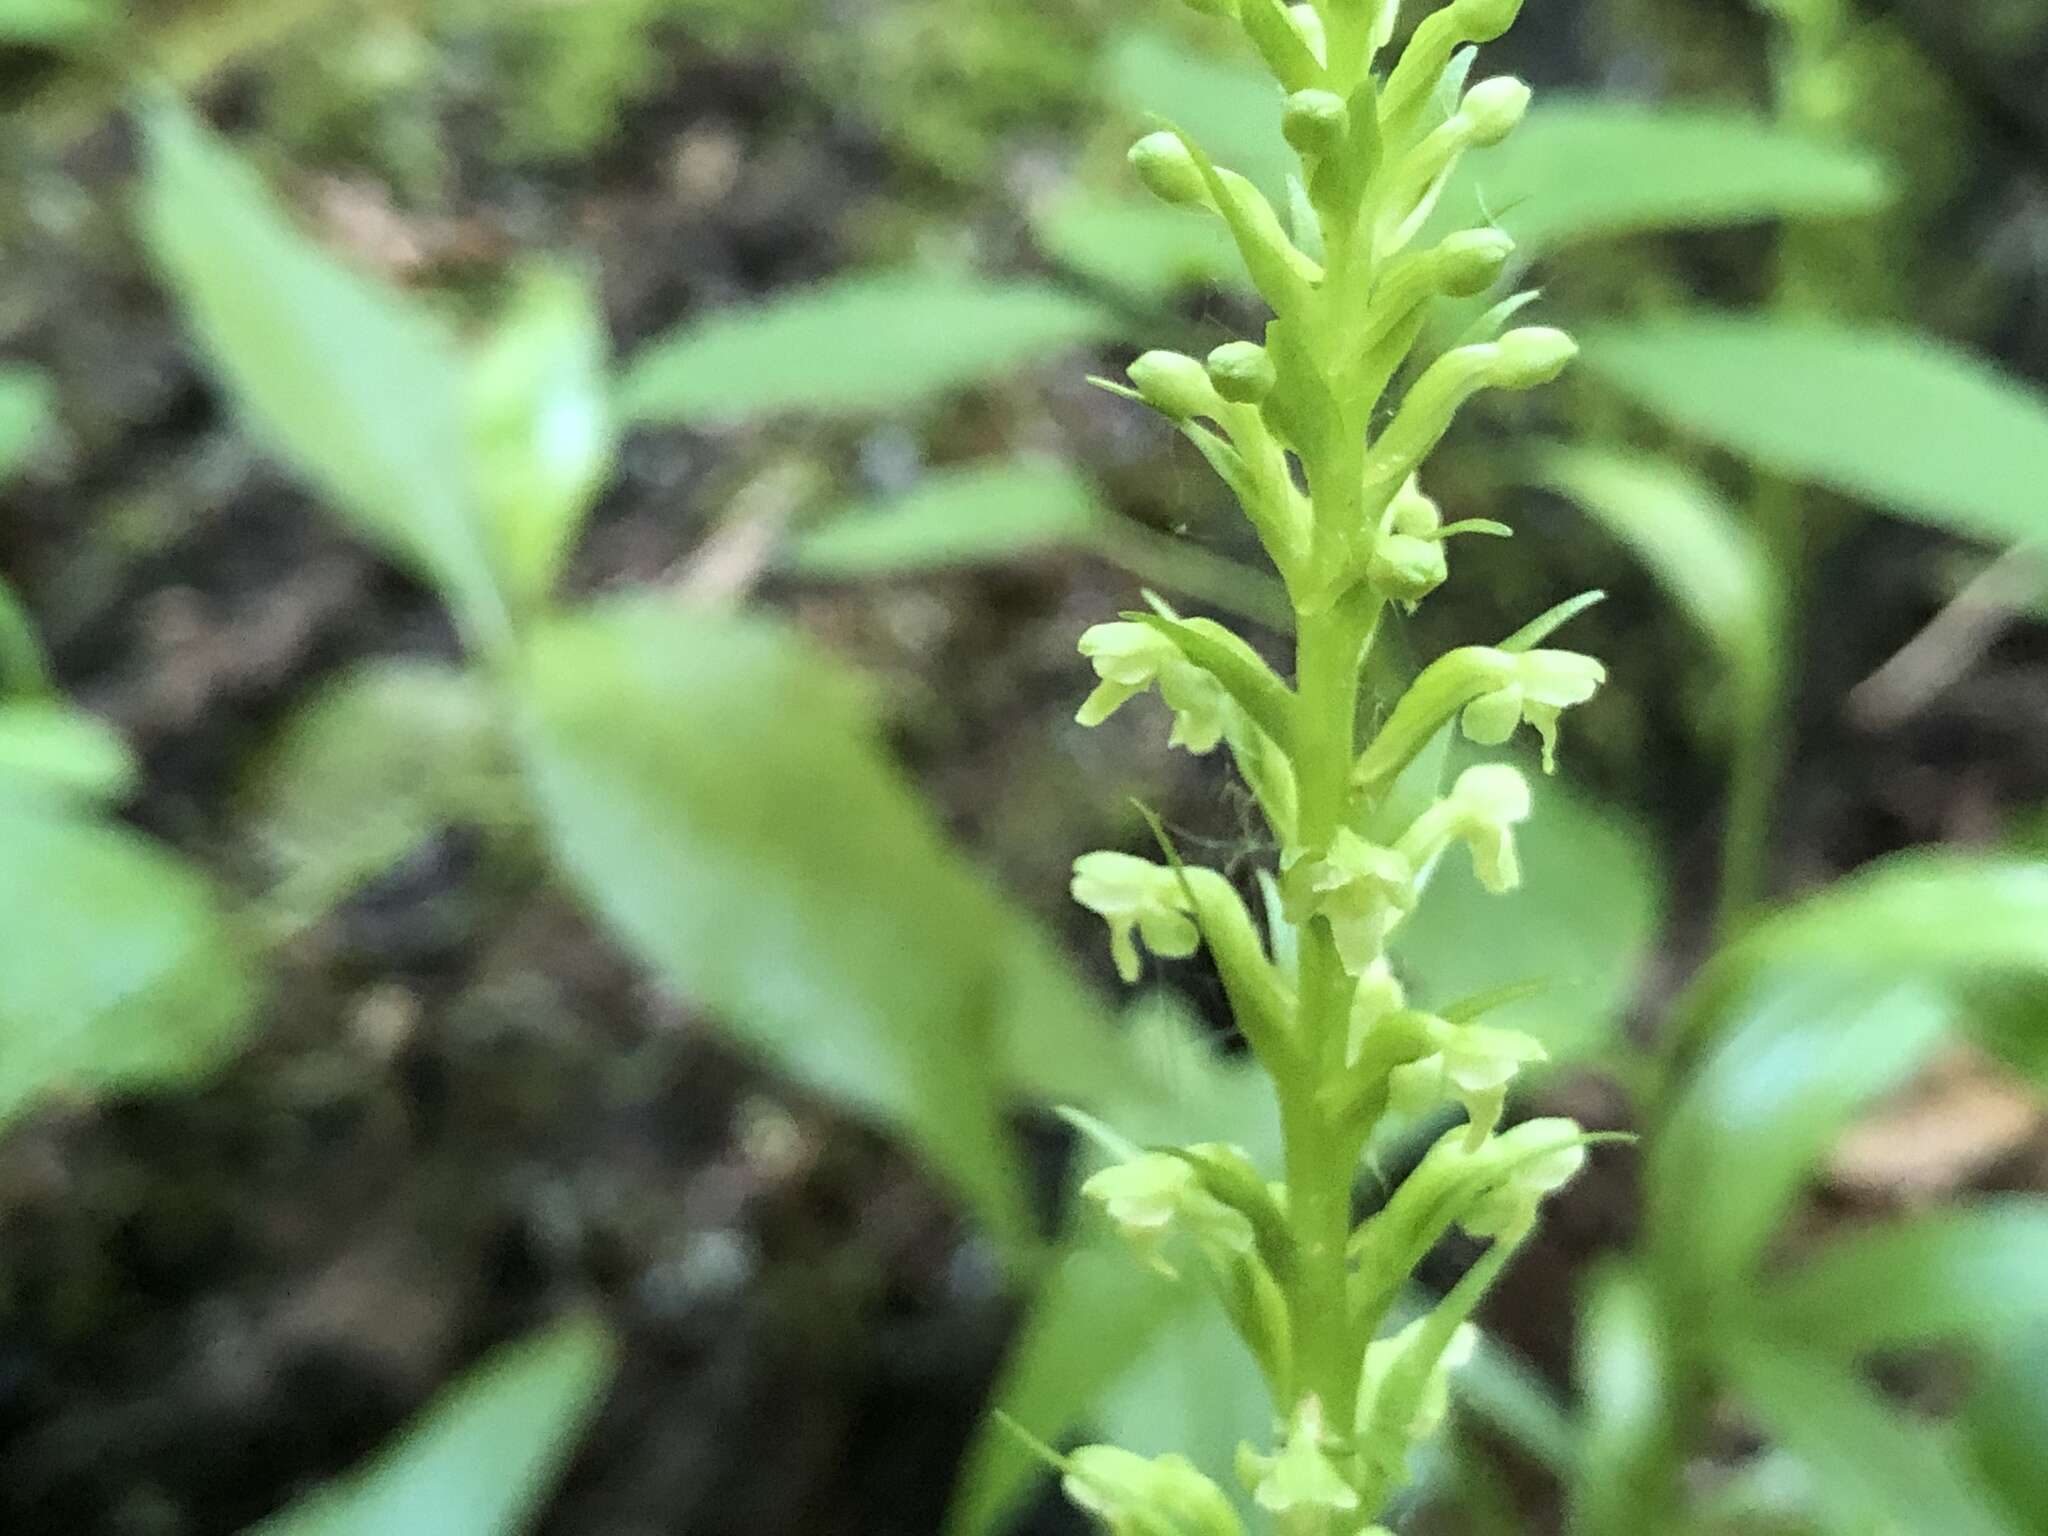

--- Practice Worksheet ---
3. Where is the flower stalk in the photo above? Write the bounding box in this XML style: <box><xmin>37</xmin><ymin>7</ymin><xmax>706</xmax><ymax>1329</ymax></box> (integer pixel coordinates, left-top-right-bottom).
<box><xmin>1054</xmin><ymin>3</ymin><xmax>1606</xmax><ymax>1532</ymax></box>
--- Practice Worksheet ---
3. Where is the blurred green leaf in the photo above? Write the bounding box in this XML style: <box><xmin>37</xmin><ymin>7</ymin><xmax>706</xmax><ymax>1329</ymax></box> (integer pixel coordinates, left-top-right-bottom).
<box><xmin>0</xmin><ymin>365</ymin><xmax>53</xmax><ymax>480</ymax></box>
<box><xmin>788</xmin><ymin>459</ymin><xmax>1104</xmax><ymax>578</ymax></box>
<box><xmin>1568</xmin><ymin>1262</ymin><xmax>1682</xmax><ymax>1536</ymax></box>
<box><xmin>1963</xmin><ymin>1323</ymin><xmax>2048</xmax><ymax>1529</ymax></box>
<box><xmin>138</xmin><ymin>101</ymin><xmax>510</xmax><ymax>645</ymax></box>
<box><xmin>1432</xmin><ymin>102</ymin><xmax>1892</xmax><ymax>256</ymax></box>
<box><xmin>1754</xmin><ymin>1200</ymin><xmax>2048</xmax><ymax>1358</ymax></box>
<box><xmin>945</xmin><ymin>1241</ymin><xmax>1186</xmax><ymax>1536</ymax></box>
<box><xmin>1723</xmin><ymin>1337</ymin><xmax>2025</xmax><ymax>1536</ymax></box>
<box><xmin>620</xmin><ymin>272</ymin><xmax>1111</xmax><ymax>426</ymax></box>
<box><xmin>0</xmin><ymin>804</ymin><xmax>258</xmax><ymax>1131</ymax></box>
<box><xmin>1581</xmin><ymin>316</ymin><xmax>2048</xmax><ymax>546</ymax></box>
<box><xmin>1096</xmin><ymin>1283</ymin><xmax>1270</xmax><ymax>1516</ymax></box>
<box><xmin>1529</xmin><ymin>444</ymin><xmax>1780</xmax><ymax>697</ymax></box>
<box><xmin>1456</xmin><ymin>1322</ymin><xmax>1581</xmax><ymax>1479</ymax></box>
<box><xmin>0</xmin><ymin>700</ymin><xmax>138</xmax><ymax>802</ymax></box>
<box><xmin>1394</xmin><ymin>775</ymin><xmax>1661</xmax><ymax>1067</ymax></box>
<box><xmin>516</xmin><ymin>598</ymin><xmax>1031</xmax><ymax>1238</ymax></box>
<box><xmin>468</xmin><ymin>266</ymin><xmax>617</xmax><ymax>611</ymax></box>
<box><xmin>1651</xmin><ymin>975</ymin><xmax>1950</xmax><ymax>1296</ymax></box>
<box><xmin>0</xmin><ymin>0</ymin><xmax>111</xmax><ymax>45</ymax></box>
<box><xmin>1034</xmin><ymin>191</ymin><xmax>1238</xmax><ymax>304</ymax></box>
<box><xmin>1657</xmin><ymin>854</ymin><xmax>2048</xmax><ymax>1291</ymax></box>
<box><xmin>244</xmin><ymin>659</ymin><xmax>506</xmax><ymax>924</ymax></box>
<box><xmin>0</xmin><ymin>574</ymin><xmax>50</xmax><ymax>695</ymax></box>
<box><xmin>248</xmin><ymin>1315</ymin><xmax>615</xmax><ymax>1536</ymax></box>
<box><xmin>1103</xmin><ymin>31</ymin><xmax>1291</xmax><ymax>200</ymax></box>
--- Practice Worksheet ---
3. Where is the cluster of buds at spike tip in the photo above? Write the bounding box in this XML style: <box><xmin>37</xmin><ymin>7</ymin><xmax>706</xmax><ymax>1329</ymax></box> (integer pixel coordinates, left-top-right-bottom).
<box><xmin>1054</xmin><ymin>1</ymin><xmax>1603</xmax><ymax>1531</ymax></box>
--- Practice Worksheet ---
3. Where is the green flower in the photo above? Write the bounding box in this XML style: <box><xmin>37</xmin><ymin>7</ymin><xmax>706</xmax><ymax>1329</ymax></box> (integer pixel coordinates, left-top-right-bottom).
<box><xmin>1460</xmin><ymin>648</ymin><xmax>1606</xmax><ymax>771</ymax></box>
<box><xmin>1081</xmin><ymin>1151</ymin><xmax>1256</xmax><ymax>1276</ymax></box>
<box><xmin>1072</xmin><ymin>851</ymin><xmax>1201</xmax><ymax>983</ymax></box>
<box><xmin>1398</xmin><ymin>763</ymin><xmax>1534</xmax><ymax>894</ymax></box>
<box><xmin>1460</xmin><ymin>1132</ymin><xmax>1587</xmax><ymax>1239</ymax></box>
<box><xmin>1064</xmin><ymin>1445</ymin><xmax>1246</xmax><ymax>1536</ymax></box>
<box><xmin>1388</xmin><ymin>1017</ymin><xmax>1549</xmax><ymax>1145</ymax></box>
<box><xmin>1356</xmin><ymin>1316</ymin><xmax>1480</xmax><ymax>1449</ymax></box>
<box><xmin>1245</xmin><ymin>1396</ymin><xmax>1360</xmax><ymax>1517</ymax></box>
<box><xmin>1297</xmin><ymin>829</ymin><xmax>1416</xmax><ymax>974</ymax></box>
<box><xmin>1077</xmin><ymin>622</ymin><xmax>1232</xmax><ymax>755</ymax></box>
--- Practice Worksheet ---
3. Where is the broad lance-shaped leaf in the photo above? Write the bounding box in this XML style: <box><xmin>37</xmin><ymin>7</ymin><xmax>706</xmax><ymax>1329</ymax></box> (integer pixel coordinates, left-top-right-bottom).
<box><xmin>1581</xmin><ymin>315</ymin><xmax>2048</xmax><ymax>547</ymax></box>
<box><xmin>137</xmin><ymin>101</ymin><xmax>511</xmax><ymax>646</ymax></box>
<box><xmin>619</xmin><ymin>271</ymin><xmax>1112</xmax><ymax>426</ymax></box>
<box><xmin>787</xmin><ymin>459</ymin><xmax>1105</xmax><ymax>578</ymax></box>
<box><xmin>243</xmin><ymin>659</ymin><xmax>507</xmax><ymax>923</ymax></box>
<box><xmin>0</xmin><ymin>804</ymin><xmax>258</xmax><ymax>1132</ymax></box>
<box><xmin>516</xmin><ymin>598</ymin><xmax>1031</xmax><ymax>1239</ymax></box>
<box><xmin>1722</xmin><ymin>1337</ymin><xmax>2026</xmax><ymax>1536</ymax></box>
<box><xmin>1650</xmin><ymin>975</ymin><xmax>1950</xmax><ymax>1300</ymax></box>
<box><xmin>1425</xmin><ymin>101</ymin><xmax>1892</xmax><ymax>256</ymax></box>
<box><xmin>1527</xmin><ymin>444</ymin><xmax>1780</xmax><ymax>699</ymax></box>
<box><xmin>1752</xmin><ymin>1199</ymin><xmax>2048</xmax><ymax>1359</ymax></box>
<box><xmin>467</xmin><ymin>266</ymin><xmax>616</xmax><ymax>612</ymax></box>
<box><xmin>1034</xmin><ymin>192</ymin><xmax>1238</xmax><ymax>305</ymax></box>
<box><xmin>0</xmin><ymin>700</ymin><xmax>139</xmax><ymax>803</ymax></box>
<box><xmin>248</xmin><ymin>1315</ymin><xmax>615</xmax><ymax>1536</ymax></box>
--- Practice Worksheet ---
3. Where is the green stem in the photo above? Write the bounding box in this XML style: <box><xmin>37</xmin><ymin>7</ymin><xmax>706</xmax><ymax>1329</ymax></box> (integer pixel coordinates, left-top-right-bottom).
<box><xmin>1279</xmin><ymin>604</ymin><xmax>1370</xmax><ymax>1529</ymax></box>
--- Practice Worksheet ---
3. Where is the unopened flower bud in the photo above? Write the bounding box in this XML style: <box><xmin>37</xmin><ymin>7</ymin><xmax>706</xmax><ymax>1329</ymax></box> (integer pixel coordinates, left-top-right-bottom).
<box><xmin>1282</xmin><ymin>89</ymin><xmax>1351</xmax><ymax>157</ymax></box>
<box><xmin>1128</xmin><ymin>349</ymin><xmax>1224</xmax><ymax>422</ymax></box>
<box><xmin>1452</xmin><ymin>0</ymin><xmax>1527</xmax><ymax>42</ymax></box>
<box><xmin>1491</xmin><ymin>325</ymin><xmax>1579</xmax><ymax>387</ymax></box>
<box><xmin>1459</xmin><ymin>77</ymin><xmax>1533</xmax><ymax>147</ymax></box>
<box><xmin>1369</xmin><ymin>532</ymin><xmax>1448</xmax><ymax>603</ymax></box>
<box><xmin>1389</xmin><ymin>477</ymin><xmax>1443</xmax><ymax>537</ymax></box>
<box><xmin>1129</xmin><ymin>132</ymin><xmax>1210</xmax><ymax>208</ymax></box>
<box><xmin>1206</xmin><ymin>341</ymin><xmax>1278</xmax><ymax>405</ymax></box>
<box><xmin>1434</xmin><ymin>227</ymin><xmax>1517</xmax><ymax>297</ymax></box>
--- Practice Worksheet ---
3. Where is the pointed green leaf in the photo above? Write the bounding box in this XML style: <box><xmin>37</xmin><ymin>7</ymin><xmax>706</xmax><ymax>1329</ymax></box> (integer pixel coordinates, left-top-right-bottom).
<box><xmin>249</xmin><ymin>1315</ymin><xmax>615</xmax><ymax>1536</ymax></box>
<box><xmin>0</xmin><ymin>700</ymin><xmax>138</xmax><ymax>803</ymax></box>
<box><xmin>137</xmin><ymin>101</ymin><xmax>510</xmax><ymax>645</ymax></box>
<box><xmin>1035</xmin><ymin>192</ymin><xmax>1238</xmax><ymax>304</ymax></box>
<box><xmin>1581</xmin><ymin>316</ymin><xmax>2048</xmax><ymax>546</ymax></box>
<box><xmin>244</xmin><ymin>659</ymin><xmax>507</xmax><ymax>923</ymax></box>
<box><xmin>515</xmin><ymin>598</ymin><xmax>1030</xmax><ymax>1238</ymax></box>
<box><xmin>1755</xmin><ymin>1200</ymin><xmax>2048</xmax><ymax>1358</ymax></box>
<box><xmin>0</xmin><ymin>804</ymin><xmax>259</xmax><ymax>1132</ymax></box>
<box><xmin>468</xmin><ymin>266</ymin><xmax>616</xmax><ymax>611</ymax></box>
<box><xmin>788</xmin><ymin>459</ymin><xmax>1106</xmax><ymax>578</ymax></box>
<box><xmin>1653</xmin><ymin>975</ymin><xmax>1951</xmax><ymax>1294</ymax></box>
<box><xmin>1430</xmin><ymin>102</ymin><xmax>1893</xmax><ymax>255</ymax></box>
<box><xmin>620</xmin><ymin>272</ymin><xmax>1111</xmax><ymax>425</ymax></box>
<box><xmin>1723</xmin><ymin>1337</ymin><xmax>2025</xmax><ymax>1536</ymax></box>
<box><xmin>1528</xmin><ymin>444</ymin><xmax>1780</xmax><ymax>694</ymax></box>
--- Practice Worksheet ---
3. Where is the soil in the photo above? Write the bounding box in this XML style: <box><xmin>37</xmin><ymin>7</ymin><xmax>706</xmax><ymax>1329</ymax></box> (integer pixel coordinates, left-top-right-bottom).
<box><xmin>2</xmin><ymin>3</ymin><xmax>2046</xmax><ymax>1534</ymax></box>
